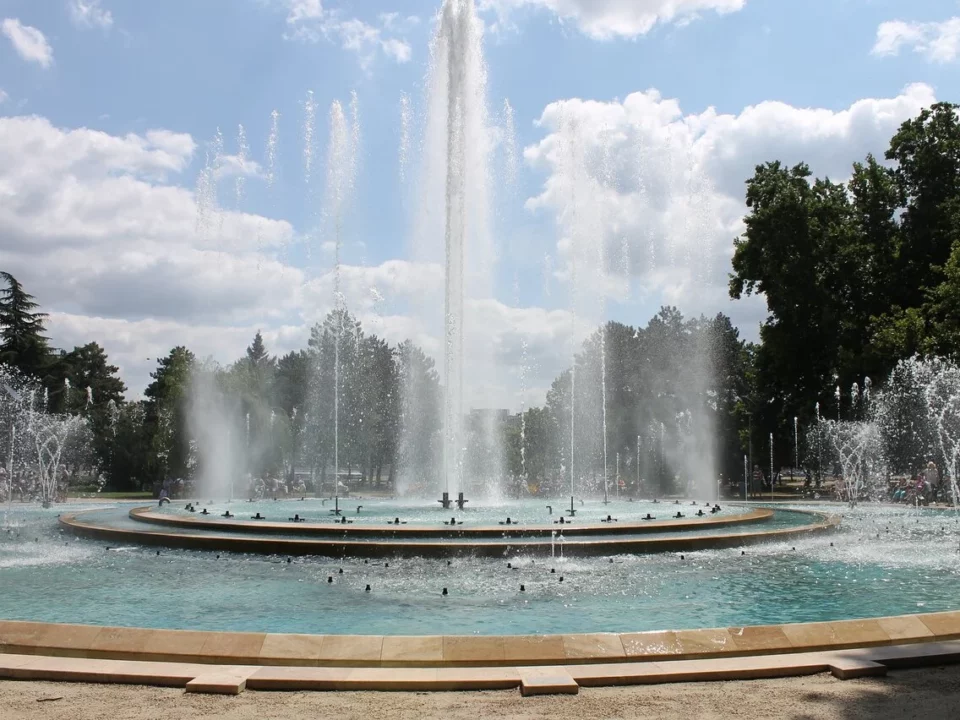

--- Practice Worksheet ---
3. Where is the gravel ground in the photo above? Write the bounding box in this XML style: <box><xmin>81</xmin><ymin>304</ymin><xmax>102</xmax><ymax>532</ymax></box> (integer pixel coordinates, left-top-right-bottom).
<box><xmin>3</xmin><ymin>665</ymin><xmax>960</xmax><ymax>720</ymax></box>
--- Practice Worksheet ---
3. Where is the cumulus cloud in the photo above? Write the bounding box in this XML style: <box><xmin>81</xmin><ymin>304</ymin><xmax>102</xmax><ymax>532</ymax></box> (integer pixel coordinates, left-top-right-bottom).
<box><xmin>480</xmin><ymin>0</ymin><xmax>746</xmax><ymax>39</ymax></box>
<box><xmin>873</xmin><ymin>17</ymin><xmax>960</xmax><ymax>63</ymax></box>
<box><xmin>68</xmin><ymin>0</ymin><xmax>114</xmax><ymax>31</ymax></box>
<box><xmin>0</xmin><ymin>114</ymin><xmax>471</xmax><ymax>399</ymax></box>
<box><xmin>524</xmin><ymin>83</ymin><xmax>937</xmax><ymax>335</ymax></box>
<box><xmin>0</xmin><ymin>89</ymin><xmax>7</xmax><ymax>104</ymax></box>
<box><xmin>276</xmin><ymin>0</ymin><xmax>414</xmax><ymax>70</ymax></box>
<box><xmin>46</xmin><ymin>312</ymin><xmax>309</xmax><ymax>400</ymax></box>
<box><xmin>1</xmin><ymin>18</ymin><xmax>54</xmax><ymax>68</ymax></box>
<box><xmin>0</xmin><ymin>79</ymin><xmax>941</xmax><ymax>409</ymax></box>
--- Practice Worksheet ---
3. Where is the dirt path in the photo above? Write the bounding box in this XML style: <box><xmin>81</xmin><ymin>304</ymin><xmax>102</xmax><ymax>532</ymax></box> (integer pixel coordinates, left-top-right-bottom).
<box><xmin>3</xmin><ymin>665</ymin><xmax>960</xmax><ymax>720</ymax></box>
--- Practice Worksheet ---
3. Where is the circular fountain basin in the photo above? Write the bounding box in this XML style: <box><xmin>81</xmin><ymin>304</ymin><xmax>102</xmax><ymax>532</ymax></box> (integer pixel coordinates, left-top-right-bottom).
<box><xmin>2</xmin><ymin>501</ymin><xmax>959</xmax><ymax>639</ymax></box>
<box><xmin>57</xmin><ymin>499</ymin><xmax>831</xmax><ymax>557</ymax></box>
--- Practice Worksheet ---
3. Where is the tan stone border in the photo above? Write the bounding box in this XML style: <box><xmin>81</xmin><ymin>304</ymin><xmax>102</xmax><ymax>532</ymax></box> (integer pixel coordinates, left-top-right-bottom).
<box><xmin>2</xmin><ymin>612</ymin><xmax>959</xmax><ymax>667</ymax></box>
<box><xmin>129</xmin><ymin>505</ymin><xmax>776</xmax><ymax>538</ymax></box>
<box><xmin>58</xmin><ymin>507</ymin><xmax>839</xmax><ymax>557</ymax></box>
<box><xmin>4</xmin><ymin>641</ymin><xmax>960</xmax><ymax>694</ymax></box>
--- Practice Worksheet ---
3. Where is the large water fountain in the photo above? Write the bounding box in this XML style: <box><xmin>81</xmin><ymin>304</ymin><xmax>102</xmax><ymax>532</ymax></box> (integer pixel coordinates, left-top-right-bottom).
<box><xmin>3</xmin><ymin>1</ymin><xmax>960</xmax><ymax>678</ymax></box>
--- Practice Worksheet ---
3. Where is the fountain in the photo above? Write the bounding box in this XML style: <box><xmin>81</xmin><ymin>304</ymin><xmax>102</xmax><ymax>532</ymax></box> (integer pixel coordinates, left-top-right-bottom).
<box><xmin>8</xmin><ymin>2</ymin><xmax>960</xmax><ymax>689</ymax></box>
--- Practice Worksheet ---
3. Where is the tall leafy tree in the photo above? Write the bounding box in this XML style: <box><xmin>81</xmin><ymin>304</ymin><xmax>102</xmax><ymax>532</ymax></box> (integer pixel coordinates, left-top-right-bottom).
<box><xmin>59</xmin><ymin>342</ymin><xmax>126</xmax><ymax>413</ymax></box>
<box><xmin>886</xmin><ymin>102</ymin><xmax>960</xmax><ymax>301</ymax></box>
<box><xmin>143</xmin><ymin>346</ymin><xmax>195</xmax><ymax>485</ymax></box>
<box><xmin>0</xmin><ymin>272</ymin><xmax>52</xmax><ymax>380</ymax></box>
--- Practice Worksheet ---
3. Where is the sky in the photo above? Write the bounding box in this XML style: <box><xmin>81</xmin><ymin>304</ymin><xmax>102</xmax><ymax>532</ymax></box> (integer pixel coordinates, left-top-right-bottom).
<box><xmin>0</xmin><ymin>0</ymin><xmax>958</xmax><ymax>410</ymax></box>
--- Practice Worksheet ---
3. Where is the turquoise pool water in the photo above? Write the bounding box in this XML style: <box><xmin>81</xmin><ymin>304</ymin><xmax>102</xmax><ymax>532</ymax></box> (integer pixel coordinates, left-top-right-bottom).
<box><xmin>152</xmin><ymin>497</ymin><xmax>751</xmax><ymax>528</ymax></box>
<box><xmin>2</xmin><ymin>501</ymin><xmax>958</xmax><ymax>635</ymax></box>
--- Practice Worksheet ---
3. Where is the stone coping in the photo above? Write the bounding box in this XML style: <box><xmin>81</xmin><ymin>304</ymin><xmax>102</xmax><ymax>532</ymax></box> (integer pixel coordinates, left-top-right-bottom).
<box><xmin>129</xmin><ymin>505</ymin><xmax>775</xmax><ymax>539</ymax></box>
<box><xmin>1</xmin><ymin>612</ymin><xmax>959</xmax><ymax>673</ymax></box>
<box><xmin>59</xmin><ymin>508</ymin><xmax>839</xmax><ymax>558</ymax></box>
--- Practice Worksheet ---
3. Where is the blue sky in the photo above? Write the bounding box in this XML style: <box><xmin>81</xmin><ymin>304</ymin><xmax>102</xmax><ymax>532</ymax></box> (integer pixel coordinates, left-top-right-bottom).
<box><xmin>1</xmin><ymin>0</ymin><xmax>958</xmax><ymax>407</ymax></box>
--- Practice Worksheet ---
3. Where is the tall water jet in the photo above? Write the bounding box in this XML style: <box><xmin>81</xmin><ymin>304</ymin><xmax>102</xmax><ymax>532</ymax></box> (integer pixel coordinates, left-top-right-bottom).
<box><xmin>303</xmin><ymin>90</ymin><xmax>318</xmax><ymax>186</ymax></box>
<box><xmin>793</xmin><ymin>416</ymin><xmax>799</xmax><ymax>474</ymax></box>
<box><xmin>502</xmin><ymin>99</ymin><xmax>519</xmax><ymax>187</ymax></box>
<box><xmin>769</xmin><ymin>433</ymin><xmax>774</xmax><ymax>498</ymax></box>
<box><xmin>266</xmin><ymin>110</ymin><xmax>280</xmax><ymax>193</ymax></box>
<box><xmin>601</xmin><ymin>324</ymin><xmax>609</xmax><ymax>504</ymax></box>
<box><xmin>399</xmin><ymin>93</ymin><xmax>412</xmax><ymax>184</ymax></box>
<box><xmin>321</xmin><ymin>97</ymin><xmax>360</xmax><ymax>513</ymax></box>
<box><xmin>235</xmin><ymin>124</ymin><xmax>249</xmax><ymax>209</ymax></box>
<box><xmin>211</xmin><ymin>127</ymin><xmax>226</xmax><ymax>239</ymax></box>
<box><xmin>415</xmin><ymin>0</ymin><xmax>492</xmax><ymax>499</ymax></box>
<box><xmin>552</xmin><ymin>106</ymin><xmax>609</xmax><ymax>502</ymax></box>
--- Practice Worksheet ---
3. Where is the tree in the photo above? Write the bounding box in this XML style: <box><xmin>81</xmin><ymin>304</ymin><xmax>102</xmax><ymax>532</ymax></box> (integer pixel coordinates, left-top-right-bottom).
<box><xmin>96</xmin><ymin>401</ymin><xmax>152</xmax><ymax>492</ymax></box>
<box><xmin>58</xmin><ymin>342</ymin><xmax>126</xmax><ymax>414</ymax></box>
<box><xmin>143</xmin><ymin>346</ymin><xmax>195</xmax><ymax>486</ymax></box>
<box><xmin>0</xmin><ymin>272</ymin><xmax>52</xmax><ymax>380</ymax></box>
<box><xmin>886</xmin><ymin>102</ymin><xmax>960</xmax><ymax>301</ymax></box>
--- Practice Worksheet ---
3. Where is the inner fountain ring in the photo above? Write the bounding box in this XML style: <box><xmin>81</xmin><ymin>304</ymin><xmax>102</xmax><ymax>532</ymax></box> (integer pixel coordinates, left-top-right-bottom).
<box><xmin>57</xmin><ymin>506</ymin><xmax>839</xmax><ymax>558</ymax></box>
<box><xmin>129</xmin><ymin>505</ymin><xmax>776</xmax><ymax>537</ymax></box>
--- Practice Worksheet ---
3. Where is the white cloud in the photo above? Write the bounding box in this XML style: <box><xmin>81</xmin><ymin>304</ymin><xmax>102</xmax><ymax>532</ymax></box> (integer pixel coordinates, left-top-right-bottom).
<box><xmin>1</xmin><ymin>18</ymin><xmax>54</xmax><ymax>68</ymax></box>
<box><xmin>524</xmin><ymin>83</ymin><xmax>937</xmax><ymax>336</ymax></box>
<box><xmin>873</xmin><ymin>17</ymin><xmax>960</xmax><ymax>63</ymax></box>
<box><xmin>278</xmin><ymin>1</ymin><xmax>414</xmax><ymax>69</ymax></box>
<box><xmin>284</xmin><ymin>0</ymin><xmax>324</xmax><ymax>23</ymax></box>
<box><xmin>0</xmin><ymin>110</ymin><xmax>571</xmax><ymax>408</ymax></box>
<box><xmin>378</xmin><ymin>12</ymin><xmax>420</xmax><ymax>32</ymax></box>
<box><xmin>68</xmin><ymin>0</ymin><xmax>114</xmax><ymax>31</ymax></box>
<box><xmin>0</xmin><ymin>79</ymin><xmax>940</xmax><ymax>410</ymax></box>
<box><xmin>0</xmin><ymin>89</ymin><xmax>8</xmax><ymax>104</ymax></box>
<box><xmin>0</xmin><ymin>113</ymin><xmax>456</xmax><ymax>399</ymax></box>
<box><xmin>480</xmin><ymin>0</ymin><xmax>746</xmax><ymax>39</ymax></box>
<box><xmin>380</xmin><ymin>36</ymin><xmax>412</xmax><ymax>63</ymax></box>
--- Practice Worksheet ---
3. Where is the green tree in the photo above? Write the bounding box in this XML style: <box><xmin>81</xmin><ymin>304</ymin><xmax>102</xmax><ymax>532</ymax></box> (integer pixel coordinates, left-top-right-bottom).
<box><xmin>58</xmin><ymin>342</ymin><xmax>126</xmax><ymax>414</ymax></box>
<box><xmin>143</xmin><ymin>346</ymin><xmax>195</xmax><ymax>486</ymax></box>
<box><xmin>0</xmin><ymin>272</ymin><xmax>52</xmax><ymax>380</ymax></box>
<box><xmin>886</xmin><ymin>102</ymin><xmax>960</xmax><ymax>301</ymax></box>
<box><xmin>96</xmin><ymin>401</ymin><xmax>152</xmax><ymax>492</ymax></box>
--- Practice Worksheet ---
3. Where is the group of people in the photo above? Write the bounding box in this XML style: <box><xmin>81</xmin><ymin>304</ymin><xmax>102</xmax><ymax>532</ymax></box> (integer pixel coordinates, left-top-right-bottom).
<box><xmin>248</xmin><ymin>474</ymin><xmax>307</xmax><ymax>500</ymax></box>
<box><xmin>889</xmin><ymin>462</ymin><xmax>955</xmax><ymax>505</ymax></box>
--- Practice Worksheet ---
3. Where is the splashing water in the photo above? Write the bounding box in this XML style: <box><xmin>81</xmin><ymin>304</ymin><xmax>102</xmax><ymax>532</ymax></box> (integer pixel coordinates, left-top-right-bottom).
<box><xmin>235</xmin><ymin>123</ymin><xmax>249</xmax><ymax>210</ymax></box>
<box><xmin>502</xmin><ymin>98</ymin><xmax>518</xmax><ymax>187</ymax></box>
<box><xmin>266</xmin><ymin>109</ymin><xmax>280</xmax><ymax>194</ymax></box>
<box><xmin>399</xmin><ymin>93</ymin><xmax>412</xmax><ymax>184</ymax></box>
<box><xmin>303</xmin><ymin>90</ymin><xmax>318</xmax><ymax>186</ymax></box>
